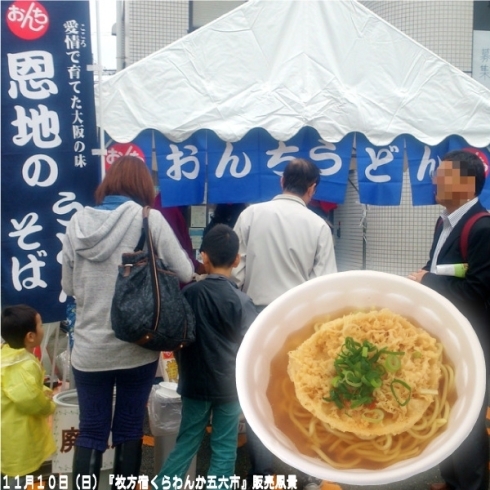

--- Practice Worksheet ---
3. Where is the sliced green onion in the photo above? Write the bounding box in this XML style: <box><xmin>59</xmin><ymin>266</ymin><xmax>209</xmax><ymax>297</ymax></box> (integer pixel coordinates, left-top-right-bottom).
<box><xmin>344</xmin><ymin>371</ymin><xmax>362</xmax><ymax>387</ymax></box>
<box><xmin>324</xmin><ymin>390</ymin><xmax>343</xmax><ymax>409</ymax></box>
<box><xmin>384</xmin><ymin>354</ymin><xmax>402</xmax><ymax>373</ymax></box>
<box><xmin>412</xmin><ymin>351</ymin><xmax>422</xmax><ymax>359</ymax></box>
<box><xmin>361</xmin><ymin>408</ymin><xmax>385</xmax><ymax>423</ymax></box>
<box><xmin>351</xmin><ymin>396</ymin><xmax>373</xmax><ymax>409</ymax></box>
<box><xmin>391</xmin><ymin>379</ymin><xmax>412</xmax><ymax>406</ymax></box>
<box><xmin>325</xmin><ymin>337</ymin><xmax>404</xmax><ymax>409</ymax></box>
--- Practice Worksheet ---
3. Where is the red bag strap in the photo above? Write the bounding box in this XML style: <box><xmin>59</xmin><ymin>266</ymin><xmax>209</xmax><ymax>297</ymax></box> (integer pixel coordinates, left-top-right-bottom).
<box><xmin>460</xmin><ymin>212</ymin><xmax>490</xmax><ymax>262</ymax></box>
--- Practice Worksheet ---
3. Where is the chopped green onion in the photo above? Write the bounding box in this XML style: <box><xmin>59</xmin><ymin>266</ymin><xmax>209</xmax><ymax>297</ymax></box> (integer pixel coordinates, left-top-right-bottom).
<box><xmin>390</xmin><ymin>379</ymin><xmax>412</xmax><ymax>406</ymax></box>
<box><xmin>324</xmin><ymin>390</ymin><xmax>343</xmax><ymax>409</ymax></box>
<box><xmin>384</xmin><ymin>354</ymin><xmax>402</xmax><ymax>373</ymax></box>
<box><xmin>324</xmin><ymin>337</ymin><xmax>405</xmax><ymax>409</ymax></box>
<box><xmin>412</xmin><ymin>351</ymin><xmax>422</xmax><ymax>359</ymax></box>
<box><xmin>361</xmin><ymin>408</ymin><xmax>385</xmax><ymax>423</ymax></box>
<box><xmin>344</xmin><ymin>371</ymin><xmax>362</xmax><ymax>387</ymax></box>
<box><xmin>351</xmin><ymin>396</ymin><xmax>373</xmax><ymax>409</ymax></box>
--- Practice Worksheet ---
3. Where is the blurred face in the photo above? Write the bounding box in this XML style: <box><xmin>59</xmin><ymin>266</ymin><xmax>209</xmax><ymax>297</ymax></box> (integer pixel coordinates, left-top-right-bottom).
<box><xmin>433</xmin><ymin>160</ymin><xmax>476</xmax><ymax>209</ymax></box>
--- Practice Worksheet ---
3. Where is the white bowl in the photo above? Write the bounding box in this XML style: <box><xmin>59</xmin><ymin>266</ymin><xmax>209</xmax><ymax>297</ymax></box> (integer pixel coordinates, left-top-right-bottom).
<box><xmin>236</xmin><ymin>270</ymin><xmax>486</xmax><ymax>485</ymax></box>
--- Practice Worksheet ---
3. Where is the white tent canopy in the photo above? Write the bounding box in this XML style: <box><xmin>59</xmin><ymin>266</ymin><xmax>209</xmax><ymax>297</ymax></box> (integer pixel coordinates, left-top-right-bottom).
<box><xmin>99</xmin><ymin>0</ymin><xmax>490</xmax><ymax>147</ymax></box>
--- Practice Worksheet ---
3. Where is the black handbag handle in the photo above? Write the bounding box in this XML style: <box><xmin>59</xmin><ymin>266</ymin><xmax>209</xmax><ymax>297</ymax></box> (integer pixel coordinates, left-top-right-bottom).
<box><xmin>142</xmin><ymin>206</ymin><xmax>161</xmax><ymax>333</ymax></box>
<box><xmin>135</xmin><ymin>229</ymin><xmax>145</xmax><ymax>252</ymax></box>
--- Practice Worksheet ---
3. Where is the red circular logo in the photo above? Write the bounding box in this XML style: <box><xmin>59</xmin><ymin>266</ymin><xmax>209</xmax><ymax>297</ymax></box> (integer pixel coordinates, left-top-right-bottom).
<box><xmin>105</xmin><ymin>143</ymin><xmax>146</xmax><ymax>172</ymax></box>
<box><xmin>463</xmin><ymin>147</ymin><xmax>489</xmax><ymax>177</ymax></box>
<box><xmin>6</xmin><ymin>1</ymin><xmax>49</xmax><ymax>40</ymax></box>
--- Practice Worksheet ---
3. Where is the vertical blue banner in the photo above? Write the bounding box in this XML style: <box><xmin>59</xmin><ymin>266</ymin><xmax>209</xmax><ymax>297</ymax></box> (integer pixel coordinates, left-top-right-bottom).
<box><xmin>154</xmin><ymin>130</ymin><xmax>207</xmax><ymax>206</ymax></box>
<box><xmin>446</xmin><ymin>135</ymin><xmax>476</xmax><ymax>152</ymax></box>
<box><xmin>310</xmin><ymin>131</ymin><xmax>353</xmax><ymax>204</ymax></box>
<box><xmin>1</xmin><ymin>0</ymin><xmax>99</xmax><ymax>322</ymax></box>
<box><xmin>259</xmin><ymin>127</ymin><xmax>317</xmax><ymax>202</ymax></box>
<box><xmin>256</xmin><ymin>127</ymin><xmax>351</xmax><ymax>203</ymax></box>
<box><xmin>356</xmin><ymin>134</ymin><xmax>404</xmax><ymax>205</ymax></box>
<box><xmin>258</xmin><ymin>129</ymin><xmax>286</xmax><ymax>201</ymax></box>
<box><xmin>207</xmin><ymin>129</ymin><xmax>262</xmax><ymax>204</ymax></box>
<box><xmin>105</xmin><ymin>130</ymin><xmax>153</xmax><ymax>172</ymax></box>
<box><xmin>406</xmin><ymin>135</ymin><xmax>449</xmax><ymax>206</ymax></box>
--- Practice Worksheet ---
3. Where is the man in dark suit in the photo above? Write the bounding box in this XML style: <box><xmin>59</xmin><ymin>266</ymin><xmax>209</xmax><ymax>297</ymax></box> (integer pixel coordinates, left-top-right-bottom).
<box><xmin>409</xmin><ymin>149</ymin><xmax>490</xmax><ymax>490</ymax></box>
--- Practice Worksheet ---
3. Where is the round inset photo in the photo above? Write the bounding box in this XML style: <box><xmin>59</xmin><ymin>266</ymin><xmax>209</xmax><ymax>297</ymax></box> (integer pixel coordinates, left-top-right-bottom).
<box><xmin>236</xmin><ymin>270</ymin><xmax>485</xmax><ymax>485</ymax></box>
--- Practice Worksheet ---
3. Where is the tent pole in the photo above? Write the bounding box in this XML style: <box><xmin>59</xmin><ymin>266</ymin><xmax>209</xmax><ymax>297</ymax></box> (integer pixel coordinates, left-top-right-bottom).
<box><xmin>95</xmin><ymin>0</ymin><xmax>106</xmax><ymax>181</ymax></box>
<box><xmin>116</xmin><ymin>1</ymin><xmax>125</xmax><ymax>71</ymax></box>
<box><xmin>362</xmin><ymin>206</ymin><xmax>367</xmax><ymax>270</ymax></box>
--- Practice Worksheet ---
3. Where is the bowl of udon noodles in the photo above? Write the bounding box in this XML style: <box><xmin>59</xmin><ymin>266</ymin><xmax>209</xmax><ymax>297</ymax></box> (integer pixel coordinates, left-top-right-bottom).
<box><xmin>236</xmin><ymin>270</ymin><xmax>486</xmax><ymax>485</ymax></box>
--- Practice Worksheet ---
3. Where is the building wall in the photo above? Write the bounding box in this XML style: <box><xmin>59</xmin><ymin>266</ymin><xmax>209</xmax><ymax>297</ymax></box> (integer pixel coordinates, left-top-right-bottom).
<box><xmin>124</xmin><ymin>1</ymin><xmax>244</xmax><ymax>65</ymax></box>
<box><xmin>334</xmin><ymin>171</ymin><xmax>365</xmax><ymax>273</ymax></box>
<box><xmin>362</xmin><ymin>1</ymin><xmax>473</xmax><ymax>74</ymax></box>
<box><xmin>191</xmin><ymin>1</ymin><xmax>245</xmax><ymax>30</ymax></box>
<box><xmin>126</xmin><ymin>1</ymin><xmax>189</xmax><ymax>65</ymax></box>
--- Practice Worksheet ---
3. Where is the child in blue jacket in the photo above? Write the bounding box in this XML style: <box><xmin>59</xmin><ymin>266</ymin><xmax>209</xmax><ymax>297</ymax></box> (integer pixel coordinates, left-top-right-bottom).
<box><xmin>156</xmin><ymin>224</ymin><xmax>257</xmax><ymax>484</ymax></box>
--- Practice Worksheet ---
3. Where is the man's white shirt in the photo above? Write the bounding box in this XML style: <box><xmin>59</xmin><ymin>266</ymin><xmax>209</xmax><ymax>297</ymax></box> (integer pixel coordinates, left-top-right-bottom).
<box><xmin>430</xmin><ymin>198</ymin><xmax>478</xmax><ymax>273</ymax></box>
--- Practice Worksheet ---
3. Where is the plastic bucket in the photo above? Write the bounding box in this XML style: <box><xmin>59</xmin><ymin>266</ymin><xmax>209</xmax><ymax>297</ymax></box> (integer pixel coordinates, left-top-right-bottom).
<box><xmin>52</xmin><ymin>389</ymin><xmax>116</xmax><ymax>474</ymax></box>
<box><xmin>149</xmin><ymin>383</ymin><xmax>196</xmax><ymax>478</ymax></box>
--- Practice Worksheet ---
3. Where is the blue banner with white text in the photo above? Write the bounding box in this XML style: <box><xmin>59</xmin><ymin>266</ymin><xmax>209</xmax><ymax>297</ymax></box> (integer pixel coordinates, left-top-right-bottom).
<box><xmin>153</xmin><ymin>127</ymin><xmax>355</xmax><ymax>206</ymax></box>
<box><xmin>154</xmin><ymin>130</ymin><xmax>207</xmax><ymax>206</ymax></box>
<box><xmin>406</xmin><ymin>135</ymin><xmax>490</xmax><ymax>208</ymax></box>
<box><xmin>356</xmin><ymin>134</ymin><xmax>405</xmax><ymax>206</ymax></box>
<box><xmin>146</xmin><ymin>129</ymin><xmax>489</xmax><ymax>209</ymax></box>
<box><xmin>208</xmin><ymin>129</ymin><xmax>262</xmax><ymax>204</ymax></box>
<box><xmin>1</xmin><ymin>0</ymin><xmax>99</xmax><ymax>322</ymax></box>
<box><xmin>406</xmin><ymin>136</ymin><xmax>448</xmax><ymax>206</ymax></box>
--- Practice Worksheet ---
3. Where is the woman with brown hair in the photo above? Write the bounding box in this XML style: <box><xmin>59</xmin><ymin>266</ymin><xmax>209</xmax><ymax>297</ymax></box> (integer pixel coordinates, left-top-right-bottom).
<box><xmin>62</xmin><ymin>156</ymin><xmax>194</xmax><ymax>489</ymax></box>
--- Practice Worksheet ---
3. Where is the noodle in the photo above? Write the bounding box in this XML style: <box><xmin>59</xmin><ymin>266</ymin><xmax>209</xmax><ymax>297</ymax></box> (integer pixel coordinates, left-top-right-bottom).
<box><xmin>266</xmin><ymin>309</ymin><xmax>455</xmax><ymax>469</ymax></box>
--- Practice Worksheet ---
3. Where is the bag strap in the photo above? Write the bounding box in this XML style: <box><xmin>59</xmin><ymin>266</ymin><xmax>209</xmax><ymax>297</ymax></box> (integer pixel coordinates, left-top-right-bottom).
<box><xmin>460</xmin><ymin>211</ymin><xmax>490</xmax><ymax>262</ymax></box>
<box><xmin>135</xmin><ymin>229</ymin><xmax>145</xmax><ymax>252</ymax></box>
<box><xmin>142</xmin><ymin>206</ymin><xmax>161</xmax><ymax>333</ymax></box>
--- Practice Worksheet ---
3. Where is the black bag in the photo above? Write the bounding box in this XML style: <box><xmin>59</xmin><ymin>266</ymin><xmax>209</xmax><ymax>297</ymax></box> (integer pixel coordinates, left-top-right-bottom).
<box><xmin>111</xmin><ymin>206</ymin><xmax>196</xmax><ymax>351</ymax></box>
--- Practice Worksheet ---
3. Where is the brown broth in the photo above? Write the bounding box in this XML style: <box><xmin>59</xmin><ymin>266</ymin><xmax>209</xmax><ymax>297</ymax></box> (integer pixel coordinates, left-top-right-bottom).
<box><xmin>266</xmin><ymin>308</ymin><xmax>455</xmax><ymax>469</ymax></box>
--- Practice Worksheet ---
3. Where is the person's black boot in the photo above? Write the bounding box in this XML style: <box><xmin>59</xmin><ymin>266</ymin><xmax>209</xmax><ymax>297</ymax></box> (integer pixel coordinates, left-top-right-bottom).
<box><xmin>72</xmin><ymin>446</ymin><xmax>103</xmax><ymax>490</ymax></box>
<box><xmin>111</xmin><ymin>439</ymin><xmax>143</xmax><ymax>489</ymax></box>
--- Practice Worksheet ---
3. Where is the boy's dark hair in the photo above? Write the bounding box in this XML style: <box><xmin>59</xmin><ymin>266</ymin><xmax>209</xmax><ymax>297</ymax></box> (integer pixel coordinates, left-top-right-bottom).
<box><xmin>442</xmin><ymin>150</ymin><xmax>486</xmax><ymax>196</ymax></box>
<box><xmin>200</xmin><ymin>224</ymin><xmax>239</xmax><ymax>268</ymax></box>
<box><xmin>282</xmin><ymin>158</ymin><xmax>320</xmax><ymax>196</ymax></box>
<box><xmin>1</xmin><ymin>304</ymin><xmax>39</xmax><ymax>349</ymax></box>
